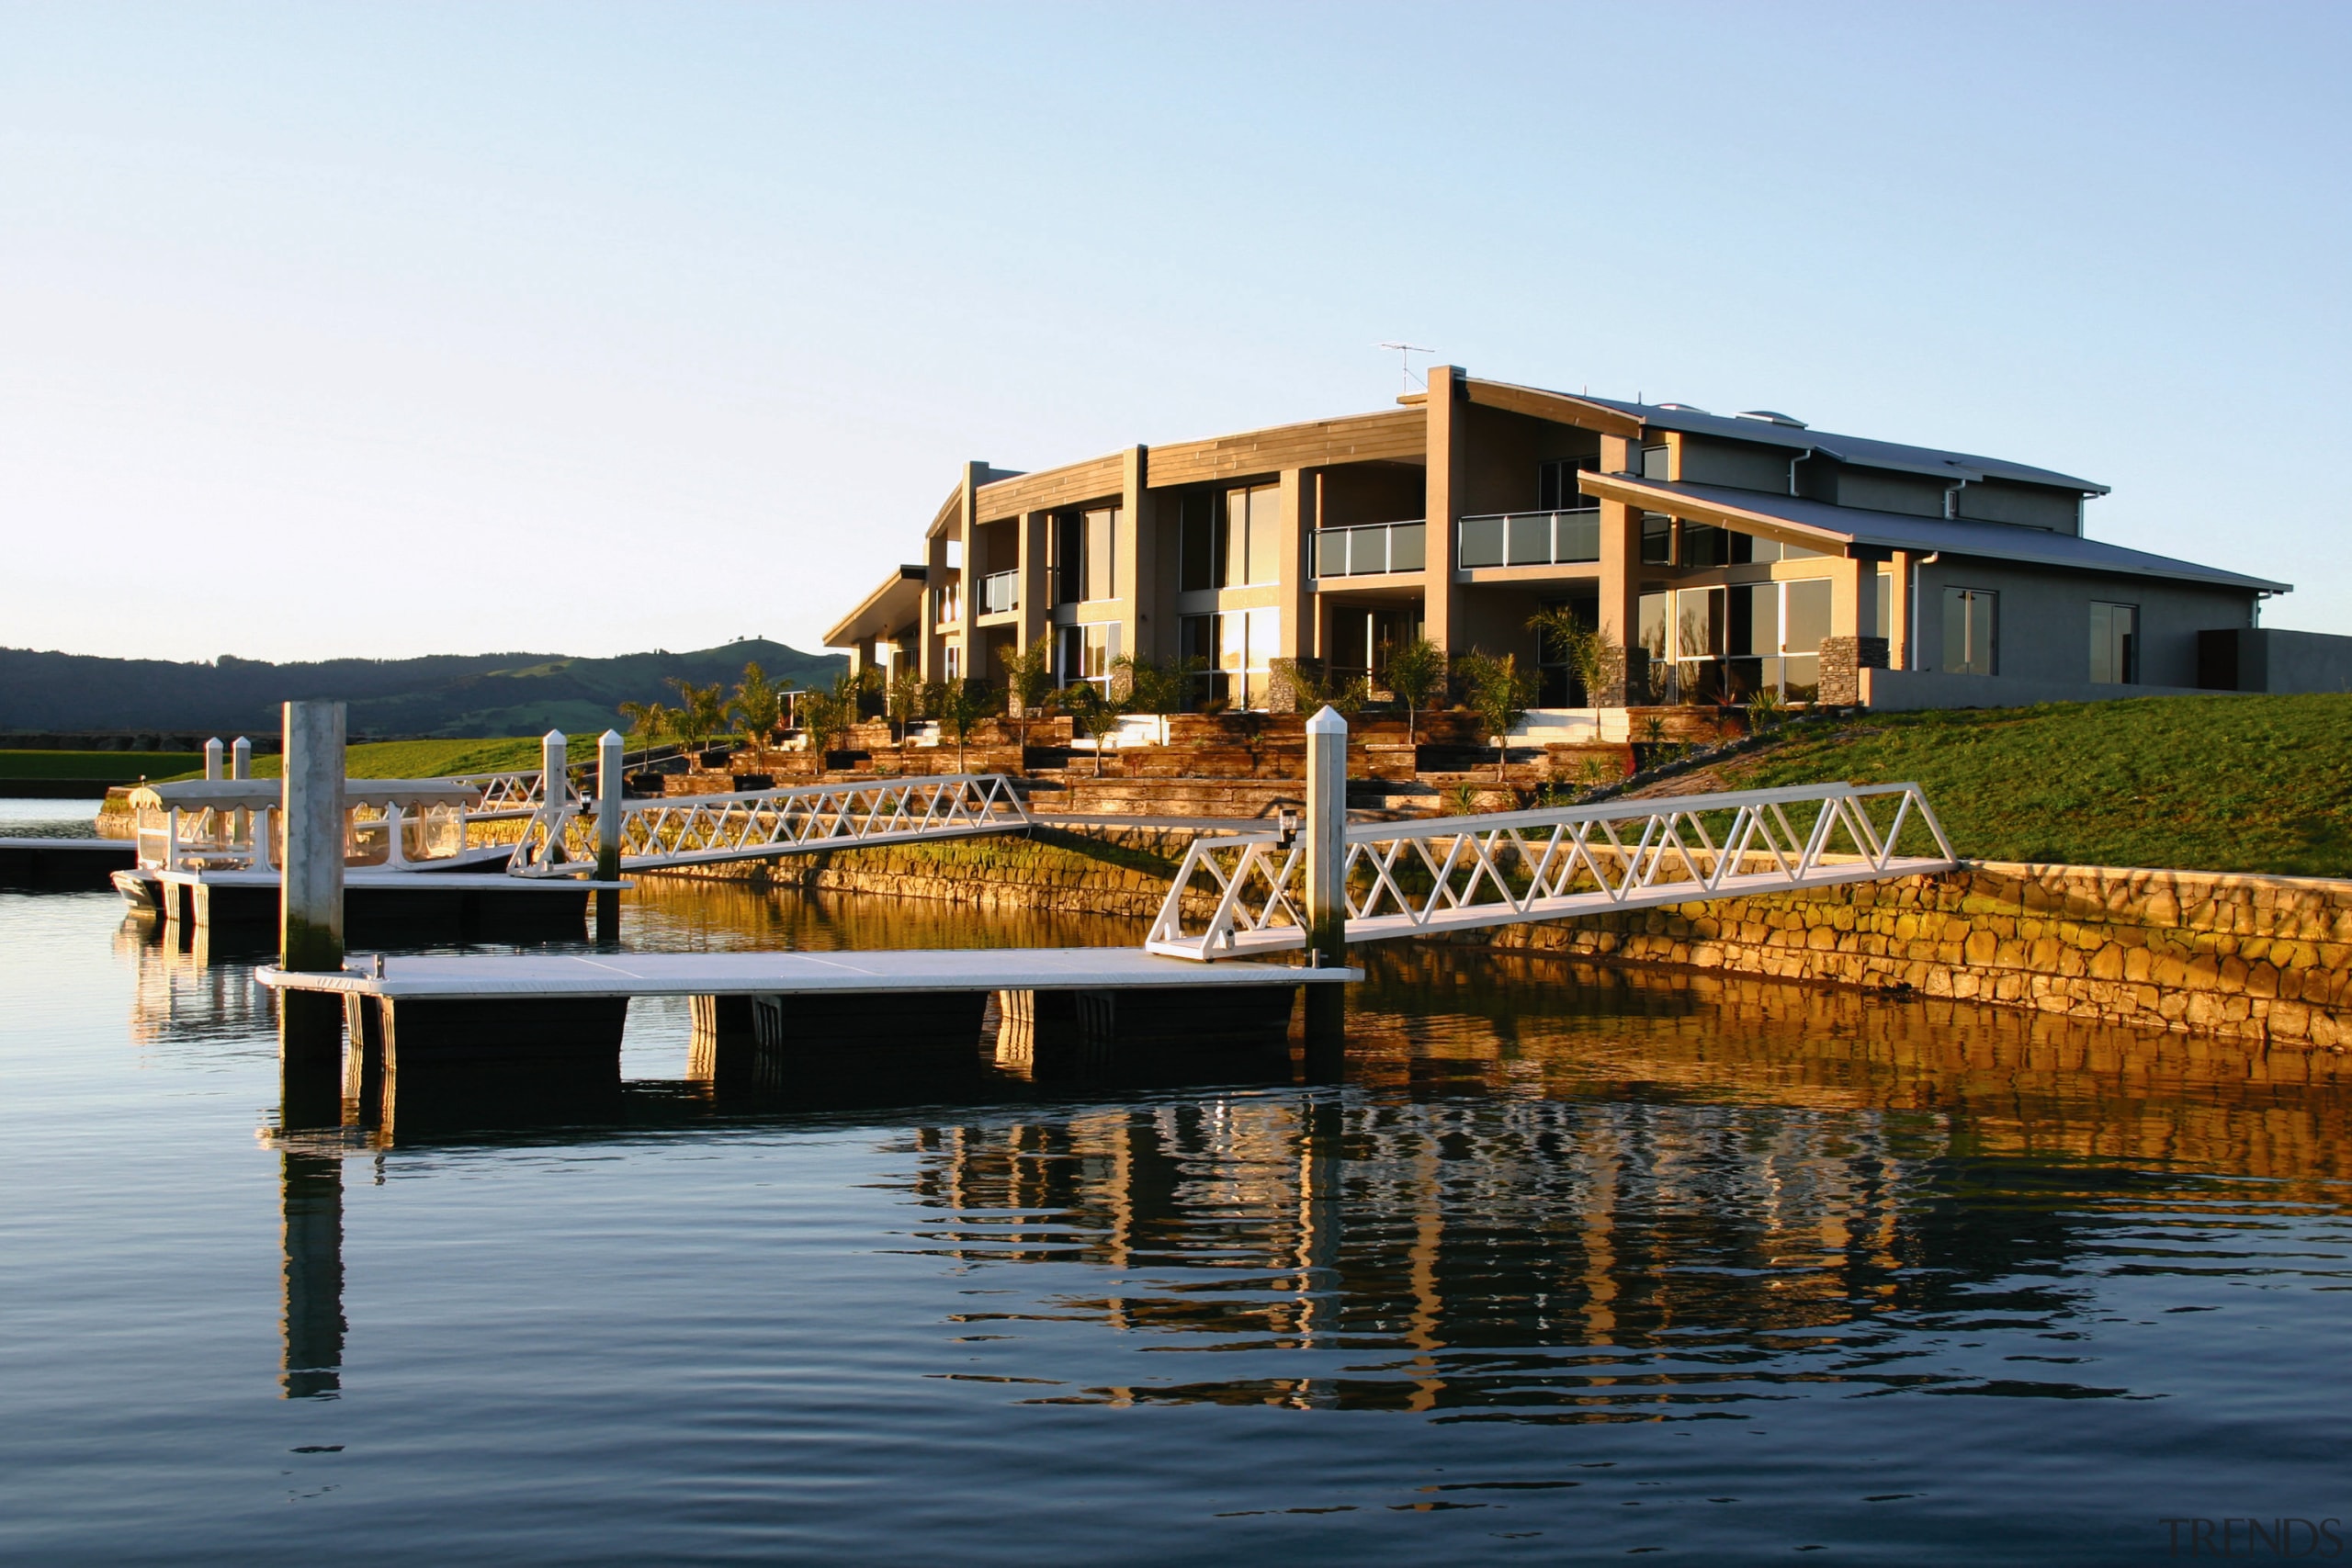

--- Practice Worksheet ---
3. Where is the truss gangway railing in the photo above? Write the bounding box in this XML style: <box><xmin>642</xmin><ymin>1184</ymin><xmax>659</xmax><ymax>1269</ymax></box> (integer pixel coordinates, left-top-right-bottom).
<box><xmin>504</xmin><ymin>773</ymin><xmax>1031</xmax><ymax>875</ymax></box>
<box><xmin>455</xmin><ymin>742</ymin><xmax>696</xmax><ymax>819</ymax></box>
<box><xmin>1144</xmin><ymin>780</ymin><xmax>1957</xmax><ymax>961</ymax></box>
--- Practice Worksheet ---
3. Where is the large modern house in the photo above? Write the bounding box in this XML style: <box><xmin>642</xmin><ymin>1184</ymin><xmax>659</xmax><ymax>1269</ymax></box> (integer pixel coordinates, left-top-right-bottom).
<box><xmin>825</xmin><ymin>367</ymin><xmax>2312</xmax><ymax>711</ymax></box>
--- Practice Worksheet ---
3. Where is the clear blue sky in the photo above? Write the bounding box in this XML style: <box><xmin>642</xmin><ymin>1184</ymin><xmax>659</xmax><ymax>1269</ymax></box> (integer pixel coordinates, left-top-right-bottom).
<box><xmin>5</xmin><ymin>3</ymin><xmax>2346</xmax><ymax>663</ymax></box>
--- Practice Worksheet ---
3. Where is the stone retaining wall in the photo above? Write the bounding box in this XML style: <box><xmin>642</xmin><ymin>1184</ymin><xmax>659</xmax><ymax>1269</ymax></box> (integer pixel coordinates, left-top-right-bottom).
<box><xmin>1472</xmin><ymin>861</ymin><xmax>2352</xmax><ymax>1049</ymax></box>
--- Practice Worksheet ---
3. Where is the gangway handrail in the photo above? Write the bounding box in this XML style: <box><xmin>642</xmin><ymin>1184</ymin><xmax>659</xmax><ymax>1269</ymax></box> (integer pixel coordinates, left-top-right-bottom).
<box><xmin>504</xmin><ymin>772</ymin><xmax>1031</xmax><ymax>875</ymax></box>
<box><xmin>1143</xmin><ymin>779</ymin><xmax>1957</xmax><ymax>960</ymax></box>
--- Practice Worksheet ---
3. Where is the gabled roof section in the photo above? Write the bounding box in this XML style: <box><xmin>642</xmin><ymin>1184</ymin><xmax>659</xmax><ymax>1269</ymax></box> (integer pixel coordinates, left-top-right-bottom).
<box><xmin>1582</xmin><ymin>474</ymin><xmax>2287</xmax><ymax>593</ymax></box>
<box><xmin>823</xmin><ymin>565</ymin><xmax>929</xmax><ymax>649</ymax></box>
<box><xmin>1453</xmin><ymin>375</ymin><xmax>2109</xmax><ymax>494</ymax></box>
<box><xmin>1571</xmin><ymin>390</ymin><xmax>2110</xmax><ymax>494</ymax></box>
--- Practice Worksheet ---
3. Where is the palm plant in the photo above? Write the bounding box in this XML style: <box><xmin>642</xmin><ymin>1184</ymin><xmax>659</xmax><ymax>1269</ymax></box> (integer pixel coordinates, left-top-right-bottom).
<box><xmin>616</xmin><ymin>700</ymin><xmax>674</xmax><ymax>766</ymax></box>
<box><xmin>934</xmin><ymin>677</ymin><xmax>999</xmax><ymax>773</ymax></box>
<box><xmin>1456</xmin><ymin>649</ymin><xmax>1539</xmax><ymax>782</ymax></box>
<box><xmin>885</xmin><ymin>665</ymin><xmax>929</xmax><ymax>740</ymax></box>
<box><xmin>1381</xmin><ymin>637</ymin><xmax>1448</xmax><ymax>747</ymax></box>
<box><xmin>1112</xmin><ymin>652</ymin><xmax>1206</xmax><ymax>716</ymax></box>
<box><xmin>1059</xmin><ymin>680</ymin><xmax>1123</xmax><ymax>778</ymax></box>
<box><xmin>1526</xmin><ymin>605</ymin><xmax>1610</xmax><ymax>706</ymax></box>
<box><xmin>667</xmin><ymin>678</ymin><xmax>729</xmax><ymax>756</ymax></box>
<box><xmin>729</xmin><ymin>662</ymin><xmax>788</xmax><ymax>756</ymax></box>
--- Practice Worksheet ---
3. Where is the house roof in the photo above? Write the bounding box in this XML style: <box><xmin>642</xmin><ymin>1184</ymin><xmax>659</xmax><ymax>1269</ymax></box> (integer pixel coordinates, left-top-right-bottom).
<box><xmin>823</xmin><ymin>565</ymin><xmax>929</xmax><ymax>649</ymax></box>
<box><xmin>1471</xmin><ymin>378</ymin><xmax>2110</xmax><ymax>494</ymax></box>
<box><xmin>1581</xmin><ymin>474</ymin><xmax>2290</xmax><ymax>593</ymax></box>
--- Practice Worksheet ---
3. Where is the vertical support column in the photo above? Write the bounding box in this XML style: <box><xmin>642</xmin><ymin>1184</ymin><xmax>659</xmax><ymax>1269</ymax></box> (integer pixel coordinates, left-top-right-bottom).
<box><xmin>1116</xmin><ymin>445</ymin><xmax>1150</xmax><ymax>667</ymax></box>
<box><xmin>1303</xmin><ymin>704</ymin><xmax>1349</xmax><ymax>1058</ymax></box>
<box><xmin>1017</xmin><ymin>507</ymin><xmax>1051</xmax><ymax>665</ymax></box>
<box><xmin>596</xmin><ymin>728</ymin><xmax>624</xmax><ymax>943</ymax></box>
<box><xmin>1820</xmin><ymin>549</ymin><xmax>1890</xmax><ymax>706</ymax></box>
<box><xmin>204</xmin><ymin>737</ymin><xmax>223</xmax><ymax>780</ymax></box>
<box><xmin>949</xmin><ymin>459</ymin><xmax>986</xmax><ymax>688</ymax></box>
<box><xmin>232</xmin><ymin>735</ymin><xmax>254</xmax><ymax>861</ymax></box>
<box><xmin>1596</xmin><ymin>434</ymin><xmax>1646</xmax><ymax>707</ymax></box>
<box><xmin>1420</xmin><ymin>367</ymin><xmax>1464</xmax><ymax>654</ymax></box>
<box><xmin>279</xmin><ymin>700</ymin><xmax>346</xmax><ymax>1130</ymax></box>
<box><xmin>1884</xmin><ymin>552</ymin><xmax>1914</xmax><ymax>670</ymax></box>
<box><xmin>232</xmin><ymin>736</ymin><xmax>252</xmax><ymax>779</ymax></box>
<box><xmin>1275</xmin><ymin>466</ymin><xmax>1312</xmax><ymax>681</ymax></box>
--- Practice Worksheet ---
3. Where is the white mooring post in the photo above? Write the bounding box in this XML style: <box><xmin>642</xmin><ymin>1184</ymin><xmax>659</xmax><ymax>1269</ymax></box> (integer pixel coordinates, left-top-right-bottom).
<box><xmin>204</xmin><ymin>738</ymin><xmax>224</xmax><ymax>781</ymax></box>
<box><xmin>278</xmin><ymin>701</ymin><xmax>347</xmax><ymax>1127</ymax></box>
<box><xmin>595</xmin><ymin>728</ymin><xmax>624</xmax><ymax>942</ymax></box>
<box><xmin>542</xmin><ymin>729</ymin><xmax>569</xmax><ymax>809</ymax></box>
<box><xmin>232</xmin><ymin>736</ymin><xmax>252</xmax><ymax>779</ymax></box>
<box><xmin>1303</xmin><ymin>704</ymin><xmax>1349</xmax><ymax>1055</ymax></box>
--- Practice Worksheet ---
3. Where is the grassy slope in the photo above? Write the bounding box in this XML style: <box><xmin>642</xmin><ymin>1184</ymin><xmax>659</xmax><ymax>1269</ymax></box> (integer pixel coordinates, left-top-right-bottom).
<box><xmin>135</xmin><ymin>735</ymin><xmax>609</xmax><ymax>784</ymax></box>
<box><xmin>1715</xmin><ymin>694</ymin><xmax>2352</xmax><ymax>877</ymax></box>
<box><xmin>0</xmin><ymin>750</ymin><xmax>204</xmax><ymax>780</ymax></box>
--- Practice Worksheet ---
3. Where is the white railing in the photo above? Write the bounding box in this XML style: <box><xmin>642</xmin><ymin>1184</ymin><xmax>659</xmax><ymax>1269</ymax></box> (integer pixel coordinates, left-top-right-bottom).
<box><xmin>505</xmin><ymin>773</ymin><xmax>1031</xmax><ymax>875</ymax></box>
<box><xmin>134</xmin><ymin>800</ymin><xmax>476</xmax><ymax>874</ymax></box>
<box><xmin>1144</xmin><ymin>780</ymin><xmax>1957</xmax><ymax>960</ymax></box>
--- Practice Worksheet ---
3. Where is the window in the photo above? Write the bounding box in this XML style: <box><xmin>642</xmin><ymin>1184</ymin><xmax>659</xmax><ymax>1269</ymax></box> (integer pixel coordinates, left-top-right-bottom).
<box><xmin>1179</xmin><ymin>493</ymin><xmax>1216</xmax><ymax>592</ymax></box>
<box><xmin>1179</xmin><ymin>613</ymin><xmax>1225</xmax><ymax>705</ymax></box>
<box><xmin>1943</xmin><ymin>587</ymin><xmax>1997</xmax><ymax>676</ymax></box>
<box><xmin>1538</xmin><ymin>457</ymin><xmax>1600</xmax><ymax>512</ymax></box>
<box><xmin>1876</xmin><ymin>567</ymin><xmax>1893</xmax><ymax>640</ymax></box>
<box><xmin>1641</xmin><ymin>445</ymin><xmax>1671</xmax><ymax>481</ymax></box>
<box><xmin>1640</xmin><ymin>513</ymin><xmax>1673</xmax><ymax>565</ymax></box>
<box><xmin>1083</xmin><ymin>507</ymin><xmax>1118</xmax><ymax>603</ymax></box>
<box><xmin>2089</xmin><ymin>602</ymin><xmax>2139</xmax><ymax>684</ymax></box>
<box><xmin>1218</xmin><ymin>606</ymin><xmax>1281</xmax><ymax>707</ymax></box>
<box><xmin>1221</xmin><ymin>485</ymin><xmax>1281</xmax><ymax>587</ymax></box>
<box><xmin>1051</xmin><ymin>513</ymin><xmax>1083</xmax><ymax>606</ymax></box>
<box><xmin>1058</xmin><ymin>621</ymin><xmax>1119</xmax><ymax>691</ymax></box>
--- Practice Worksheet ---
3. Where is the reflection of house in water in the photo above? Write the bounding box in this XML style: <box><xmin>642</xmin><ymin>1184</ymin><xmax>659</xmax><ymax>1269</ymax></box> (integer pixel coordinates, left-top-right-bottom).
<box><xmin>897</xmin><ymin>954</ymin><xmax>2352</xmax><ymax>1416</ymax></box>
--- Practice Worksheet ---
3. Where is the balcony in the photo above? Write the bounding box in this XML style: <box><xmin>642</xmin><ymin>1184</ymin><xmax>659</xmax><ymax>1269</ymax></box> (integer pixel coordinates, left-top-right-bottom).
<box><xmin>1313</xmin><ymin>520</ymin><xmax>1426</xmax><ymax>580</ymax></box>
<box><xmin>1457</xmin><ymin>508</ymin><xmax>1600</xmax><ymax>570</ymax></box>
<box><xmin>979</xmin><ymin>569</ymin><xmax>1019</xmax><ymax>617</ymax></box>
<box><xmin>933</xmin><ymin>581</ymin><xmax>961</xmax><ymax>630</ymax></box>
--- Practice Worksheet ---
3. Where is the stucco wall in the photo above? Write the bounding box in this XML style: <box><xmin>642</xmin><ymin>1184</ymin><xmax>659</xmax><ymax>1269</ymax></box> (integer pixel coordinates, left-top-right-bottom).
<box><xmin>1912</xmin><ymin>556</ymin><xmax>2256</xmax><ymax>688</ymax></box>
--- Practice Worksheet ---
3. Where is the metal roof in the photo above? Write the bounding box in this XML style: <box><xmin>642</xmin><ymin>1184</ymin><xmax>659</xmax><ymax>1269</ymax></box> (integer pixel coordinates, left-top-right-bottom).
<box><xmin>1542</xmin><ymin>389</ymin><xmax>2112</xmax><ymax>494</ymax></box>
<box><xmin>1587</xmin><ymin>475</ymin><xmax>2289</xmax><ymax>593</ymax></box>
<box><xmin>823</xmin><ymin>565</ymin><xmax>929</xmax><ymax>649</ymax></box>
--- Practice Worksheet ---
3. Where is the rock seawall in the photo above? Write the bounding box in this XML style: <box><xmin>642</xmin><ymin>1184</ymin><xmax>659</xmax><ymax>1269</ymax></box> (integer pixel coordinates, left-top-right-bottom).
<box><xmin>1471</xmin><ymin>862</ymin><xmax>2352</xmax><ymax>1049</ymax></box>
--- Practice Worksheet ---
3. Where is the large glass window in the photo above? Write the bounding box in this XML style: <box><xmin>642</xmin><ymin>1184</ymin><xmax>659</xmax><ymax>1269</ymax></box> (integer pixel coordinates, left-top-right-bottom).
<box><xmin>2089</xmin><ymin>601</ymin><xmax>2139</xmax><ymax>684</ymax></box>
<box><xmin>1642</xmin><ymin>445</ymin><xmax>1671</xmax><ymax>481</ymax></box>
<box><xmin>1051</xmin><ymin>513</ymin><xmax>1083</xmax><ymax>606</ymax></box>
<box><xmin>1943</xmin><ymin>587</ymin><xmax>1997</xmax><ymax>676</ymax></box>
<box><xmin>1083</xmin><ymin>507</ymin><xmax>1118</xmax><ymax>603</ymax></box>
<box><xmin>1179</xmin><ymin>493</ymin><xmax>1216</xmax><ymax>592</ymax></box>
<box><xmin>1640</xmin><ymin>513</ymin><xmax>1673</xmax><ymax>565</ymax></box>
<box><xmin>1179</xmin><ymin>613</ymin><xmax>1226</xmax><ymax>705</ymax></box>
<box><xmin>1221</xmin><ymin>485</ymin><xmax>1282</xmax><ymax>588</ymax></box>
<box><xmin>1214</xmin><ymin>606</ymin><xmax>1282</xmax><ymax>707</ymax></box>
<box><xmin>1537</xmin><ymin>457</ymin><xmax>1600</xmax><ymax>512</ymax></box>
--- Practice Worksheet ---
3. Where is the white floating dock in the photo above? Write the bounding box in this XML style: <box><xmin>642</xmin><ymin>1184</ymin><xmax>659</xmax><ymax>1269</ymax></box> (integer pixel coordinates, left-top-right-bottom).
<box><xmin>259</xmin><ymin>946</ymin><xmax>1352</xmax><ymax>1000</ymax></box>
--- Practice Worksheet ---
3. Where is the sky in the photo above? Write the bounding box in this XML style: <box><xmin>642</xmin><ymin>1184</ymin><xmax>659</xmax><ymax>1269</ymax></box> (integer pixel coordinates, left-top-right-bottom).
<box><xmin>3</xmin><ymin>2</ymin><xmax>2346</xmax><ymax>664</ymax></box>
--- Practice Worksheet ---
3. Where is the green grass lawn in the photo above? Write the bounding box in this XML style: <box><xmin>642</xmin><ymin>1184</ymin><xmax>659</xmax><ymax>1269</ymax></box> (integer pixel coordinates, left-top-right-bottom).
<box><xmin>222</xmin><ymin>735</ymin><xmax>609</xmax><ymax>781</ymax></box>
<box><xmin>1717</xmin><ymin>693</ymin><xmax>2352</xmax><ymax>877</ymax></box>
<box><xmin>0</xmin><ymin>750</ymin><xmax>205</xmax><ymax>781</ymax></box>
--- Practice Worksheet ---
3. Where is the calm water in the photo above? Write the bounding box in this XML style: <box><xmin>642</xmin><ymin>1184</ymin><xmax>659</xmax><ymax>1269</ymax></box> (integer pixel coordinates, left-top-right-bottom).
<box><xmin>6</xmin><ymin>817</ymin><xmax>2351</xmax><ymax>1563</ymax></box>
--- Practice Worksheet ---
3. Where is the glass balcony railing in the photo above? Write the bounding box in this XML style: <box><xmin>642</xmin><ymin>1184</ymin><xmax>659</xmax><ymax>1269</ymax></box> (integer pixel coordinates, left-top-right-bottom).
<box><xmin>1457</xmin><ymin>507</ymin><xmax>1601</xmax><ymax>570</ymax></box>
<box><xmin>979</xmin><ymin>570</ymin><xmax>1019</xmax><ymax>616</ymax></box>
<box><xmin>1312</xmin><ymin>520</ymin><xmax>1426</xmax><ymax>579</ymax></box>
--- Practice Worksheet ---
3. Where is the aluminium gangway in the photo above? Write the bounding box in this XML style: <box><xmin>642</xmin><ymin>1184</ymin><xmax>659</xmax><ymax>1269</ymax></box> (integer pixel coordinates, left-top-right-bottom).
<box><xmin>1144</xmin><ymin>779</ymin><xmax>1958</xmax><ymax>960</ymax></box>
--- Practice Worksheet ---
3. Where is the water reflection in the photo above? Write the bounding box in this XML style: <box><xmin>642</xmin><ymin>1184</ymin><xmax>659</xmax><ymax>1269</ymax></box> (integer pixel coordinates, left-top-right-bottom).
<box><xmin>279</xmin><ymin>1151</ymin><xmax>345</xmax><ymax>1399</ymax></box>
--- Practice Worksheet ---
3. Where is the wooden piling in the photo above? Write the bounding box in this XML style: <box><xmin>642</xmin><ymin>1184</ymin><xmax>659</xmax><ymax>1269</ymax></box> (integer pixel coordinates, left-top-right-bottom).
<box><xmin>596</xmin><ymin>728</ymin><xmax>623</xmax><ymax>942</ymax></box>
<box><xmin>277</xmin><ymin>701</ymin><xmax>346</xmax><ymax>1128</ymax></box>
<box><xmin>1303</xmin><ymin>704</ymin><xmax>1348</xmax><ymax>1059</ymax></box>
<box><xmin>232</xmin><ymin>736</ymin><xmax>252</xmax><ymax>780</ymax></box>
<box><xmin>204</xmin><ymin>737</ymin><xmax>223</xmax><ymax>781</ymax></box>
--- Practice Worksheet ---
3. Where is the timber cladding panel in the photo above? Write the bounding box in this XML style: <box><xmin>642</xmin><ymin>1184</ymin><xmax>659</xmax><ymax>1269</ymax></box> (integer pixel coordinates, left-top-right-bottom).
<box><xmin>1470</xmin><ymin>861</ymin><xmax>2352</xmax><ymax>1050</ymax></box>
<box><xmin>1145</xmin><ymin>409</ymin><xmax>1426</xmax><ymax>488</ymax></box>
<box><xmin>977</xmin><ymin>454</ymin><xmax>1130</xmax><ymax>521</ymax></box>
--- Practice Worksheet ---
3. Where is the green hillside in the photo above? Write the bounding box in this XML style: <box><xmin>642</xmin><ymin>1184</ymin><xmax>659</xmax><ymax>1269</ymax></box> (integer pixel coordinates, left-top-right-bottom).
<box><xmin>1714</xmin><ymin>694</ymin><xmax>2352</xmax><ymax>878</ymax></box>
<box><xmin>0</xmin><ymin>750</ymin><xmax>204</xmax><ymax>782</ymax></box>
<box><xmin>0</xmin><ymin>638</ymin><xmax>843</xmax><ymax>739</ymax></box>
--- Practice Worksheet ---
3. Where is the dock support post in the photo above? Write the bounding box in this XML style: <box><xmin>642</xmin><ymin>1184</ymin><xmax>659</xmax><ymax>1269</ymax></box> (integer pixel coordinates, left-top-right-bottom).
<box><xmin>1303</xmin><ymin>704</ymin><xmax>1349</xmax><ymax>1069</ymax></box>
<box><xmin>232</xmin><ymin>736</ymin><xmax>252</xmax><ymax>779</ymax></box>
<box><xmin>595</xmin><ymin>728</ymin><xmax>623</xmax><ymax>943</ymax></box>
<box><xmin>542</xmin><ymin>729</ymin><xmax>569</xmax><ymax>811</ymax></box>
<box><xmin>278</xmin><ymin>701</ymin><xmax>346</xmax><ymax>1129</ymax></box>
<box><xmin>204</xmin><ymin>737</ymin><xmax>223</xmax><ymax>780</ymax></box>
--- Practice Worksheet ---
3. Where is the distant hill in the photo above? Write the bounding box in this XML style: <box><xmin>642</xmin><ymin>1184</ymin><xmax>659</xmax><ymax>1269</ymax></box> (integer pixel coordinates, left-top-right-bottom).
<box><xmin>0</xmin><ymin>639</ymin><xmax>847</xmax><ymax>739</ymax></box>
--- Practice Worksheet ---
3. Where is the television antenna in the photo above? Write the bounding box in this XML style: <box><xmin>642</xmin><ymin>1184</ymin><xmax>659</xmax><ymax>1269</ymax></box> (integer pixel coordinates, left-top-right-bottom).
<box><xmin>1376</xmin><ymin>342</ymin><xmax>1434</xmax><ymax>395</ymax></box>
